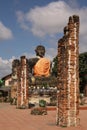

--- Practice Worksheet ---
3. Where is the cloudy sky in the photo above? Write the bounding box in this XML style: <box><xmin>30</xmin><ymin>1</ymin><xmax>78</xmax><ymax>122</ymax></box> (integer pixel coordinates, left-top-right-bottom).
<box><xmin>0</xmin><ymin>0</ymin><xmax>87</xmax><ymax>78</ymax></box>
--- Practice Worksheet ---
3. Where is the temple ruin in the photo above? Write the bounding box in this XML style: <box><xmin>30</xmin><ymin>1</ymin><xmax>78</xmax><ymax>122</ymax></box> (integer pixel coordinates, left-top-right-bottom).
<box><xmin>17</xmin><ymin>56</ymin><xmax>29</xmax><ymax>108</ymax></box>
<box><xmin>12</xmin><ymin>56</ymin><xmax>29</xmax><ymax>108</ymax></box>
<box><xmin>57</xmin><ymin>15</ymin><xmax>80</xmax><ymax>127</ymax></box>
<box><xmin>10</xmin><ymin>14</ymin><xmax>80</xmax><ymax>127</ymax></box>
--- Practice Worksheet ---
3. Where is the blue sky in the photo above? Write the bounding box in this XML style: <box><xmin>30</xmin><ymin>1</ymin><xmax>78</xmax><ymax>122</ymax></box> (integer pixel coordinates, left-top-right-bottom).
<box><xmin>0</xmin><ymin>0</ymin><xmax>87</xmax><ymax>78</ymax></box>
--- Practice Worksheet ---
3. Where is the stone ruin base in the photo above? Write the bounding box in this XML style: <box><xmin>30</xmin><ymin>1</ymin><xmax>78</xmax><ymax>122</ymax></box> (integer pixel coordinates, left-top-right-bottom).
<box><xmin>31</xmin><ymin>107</ymin><xmax>47</xmax><ymax>115</ymax></box>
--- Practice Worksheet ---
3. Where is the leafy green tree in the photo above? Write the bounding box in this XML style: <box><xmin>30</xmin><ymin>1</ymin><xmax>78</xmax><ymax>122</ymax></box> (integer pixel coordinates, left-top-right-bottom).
<box><xmin>79</xmin><ymin>52</ymin><xmax>87</xmax><ymax>92</ymax></box>
<box><xmin>52</xmin><ymin>52</ymin><xmax>87</xmax><ymax>93</ymax></box>
<box><xmin>0</xmin><ymin>79</ymin><xmax>4</xmax><ymax>87</ymax></box>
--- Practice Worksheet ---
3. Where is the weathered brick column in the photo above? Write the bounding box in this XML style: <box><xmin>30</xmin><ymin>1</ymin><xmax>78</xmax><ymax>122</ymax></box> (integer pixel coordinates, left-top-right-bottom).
<box><xmin>11</xmin><ymin>59</ymin><xmax>20</xmax><ymax>99</ymax></box>
<box><xmin>57</xmin><ymin>15</ymin><xmax>80</xmax><ymax>127</ymax></box>
<box><xmin>17</xmin><ymin>56</ymin><xmax>29</xmax><ymax>108</ymax></box>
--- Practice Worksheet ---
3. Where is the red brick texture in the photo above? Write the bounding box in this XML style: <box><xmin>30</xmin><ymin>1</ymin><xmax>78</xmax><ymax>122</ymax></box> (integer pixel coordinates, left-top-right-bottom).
<box><xmin>17</xmin><ymin>56</ymin><xmax>29</xmax><ymax>108</ymax></box>
<box><xmin>57</xmin><ymin>15</ymin><xmax>80</xmax><ymax>127</ymax></box>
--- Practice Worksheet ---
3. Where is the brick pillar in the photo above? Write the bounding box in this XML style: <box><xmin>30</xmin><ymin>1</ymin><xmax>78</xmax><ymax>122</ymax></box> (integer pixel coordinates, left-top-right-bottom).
<box><xmin>57</xmin><ymin>15</ymin><xmax>80</xmax><ymax>127</ymax></box>
<box><xmin>17</xmin><ymin>56</ymin><xmax>29</xmax><ymax>108</ymax></box>
<box><xmin>11</xmin><ymin>59</ymin><xmax>20</xmax><ymax>99</ymax></box>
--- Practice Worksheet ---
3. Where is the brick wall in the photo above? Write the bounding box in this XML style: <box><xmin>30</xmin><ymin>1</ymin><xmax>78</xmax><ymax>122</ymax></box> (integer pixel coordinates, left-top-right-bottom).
<box><xmin>11</xmin><ymin>59</ymin><xmax>20</xmax><ymax>99</ymax></box>
<box><xmin>57</xmin><ymin>15</ymin><xmax>80</xmax><ymax>127</ymax></box>
<box><xmin>16</xmin><ymin>56</ymin><xmax>29</xmax><ymax>108</ymax></box>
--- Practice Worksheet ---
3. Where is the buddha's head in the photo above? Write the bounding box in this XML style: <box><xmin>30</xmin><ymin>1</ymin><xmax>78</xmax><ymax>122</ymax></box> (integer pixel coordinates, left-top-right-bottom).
<box><xmin>35</xmin><ymin>45</ymin><xmax>45</xmax><ymax>57</ymax></box>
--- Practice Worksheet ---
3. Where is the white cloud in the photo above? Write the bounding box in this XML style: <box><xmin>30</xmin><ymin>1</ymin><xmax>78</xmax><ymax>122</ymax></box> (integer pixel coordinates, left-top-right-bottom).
<box><xmin>22</xmin><ymin>52</ymin><xmax>36</xmax><ymax>59</ymax></box>
<box><xmin>65</xmin><ymin>0</ymin><xmax>79</xmax><ymax>8</ymax></box>
<box><xmin>16</xmin><ymin>1</ymin><xmax>72</xmax><ymax>36</ymax></box>
<box><xmin>46</xmin><ymin>47</ymin><xmax>57</xmax><ymax>60</ymax></box>
<box><xmin>16</xmin><ymin>11</ymin><xmax>29</xmax><ymax>30</ymax></box>
<box><xmin>0</xmin><ymin>22</ymin><xmax>13</xmax><ymax>40</ymax></box>
<box><xmin>0</xmin><ymin>57</ymin><xmax>16</xmax><ymax>78</ymax></box>
<box><xmin>26</xmin><ymin>1</ymin><xmax>73</xmax><ymax>37</ymax></box>
<box><xmin>16</xmin><ymin>0</ymin><xmax>87</xmax><ymax>53</ymax></box>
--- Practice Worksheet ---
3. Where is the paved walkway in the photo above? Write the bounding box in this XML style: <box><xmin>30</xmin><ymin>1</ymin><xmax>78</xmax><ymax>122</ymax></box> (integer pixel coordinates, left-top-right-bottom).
<box><xmin>0</xmin><ymin>103</ymin><xmax>87</xmax><ymax>130</ymax></box>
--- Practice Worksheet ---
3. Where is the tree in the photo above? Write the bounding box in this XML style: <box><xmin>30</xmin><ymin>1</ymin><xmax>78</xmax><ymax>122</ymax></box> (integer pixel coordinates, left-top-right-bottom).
<box><xmin>52</xmin><ymin>52</ymin><xmax>87</xmax><ymax>93</ymax></box>
<box><xmin>79</xmin><ymin>52</ymin><xmax>87</xmax><ymax>92</ymax></box>
<box><xmin>0</xmin><ymin>79</ymin><xmax>4</xmax><ymax>87</ymax></box>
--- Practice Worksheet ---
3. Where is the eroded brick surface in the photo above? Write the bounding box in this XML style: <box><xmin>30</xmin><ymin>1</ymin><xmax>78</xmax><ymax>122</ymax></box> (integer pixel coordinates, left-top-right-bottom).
<box><xmin>57</xmin><ymin>15</ymin><xmax>80</xmax><ymax>127</ymax></box>
<box><xmin>16</xmin><ymin>56</ymin><xmax>29</xmax><ymax>108</ymax></box>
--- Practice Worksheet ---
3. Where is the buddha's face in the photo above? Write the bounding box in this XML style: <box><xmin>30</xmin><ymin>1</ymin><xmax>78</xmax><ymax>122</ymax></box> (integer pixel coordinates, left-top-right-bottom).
<box><xmin>35</xmin><ymin>45</ymin><xmax>45</xmax><ymax>57</ymax></box>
